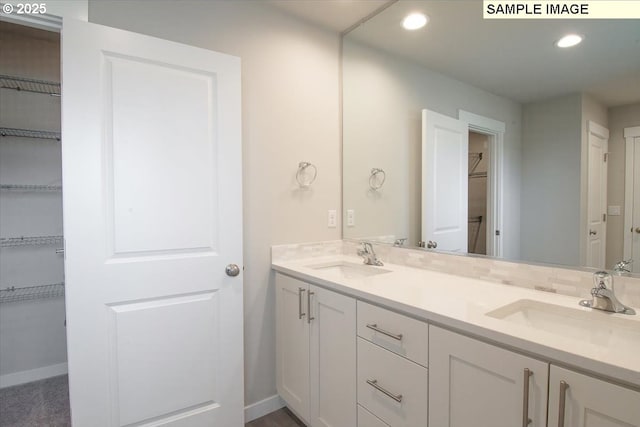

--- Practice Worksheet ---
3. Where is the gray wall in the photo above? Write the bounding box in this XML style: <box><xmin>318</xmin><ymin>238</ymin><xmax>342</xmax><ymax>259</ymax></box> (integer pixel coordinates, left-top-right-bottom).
<box><xmin>521</xmin><ymin>94</ymin><xmax>582</xmax><ymax>265</ymax></box>
<box><xmin>342</xmin><ymin>39</ymin><xmax>523</xmax><ymax>258</ymax></box>
<box><xmin>88</xmin><ymin>0</ymin><xmax>342</xmax><ymax>407</ymax></box>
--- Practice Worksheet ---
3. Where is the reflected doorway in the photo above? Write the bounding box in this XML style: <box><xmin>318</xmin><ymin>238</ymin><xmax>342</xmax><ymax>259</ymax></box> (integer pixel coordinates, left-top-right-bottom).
<box><xmin>468</xmin><ymin>132</ymin><xmax>490</xmax><ymax>255</ymax></box>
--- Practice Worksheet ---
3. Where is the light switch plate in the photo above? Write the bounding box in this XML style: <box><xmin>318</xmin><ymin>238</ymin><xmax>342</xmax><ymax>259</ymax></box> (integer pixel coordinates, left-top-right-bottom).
<box><xmin>347</xmin><ymin>209</ymin><xmax>355</xmax><ymax>227</ymax></box>
<box><xmin>608</xmin><ymin>205</ymin><xmax>621</xmax><ymax>216</ymax></box>
<box><xmin>328</xmin><ymin>210</ymin><xmax>337</xmax><ymax>228</ymax></box>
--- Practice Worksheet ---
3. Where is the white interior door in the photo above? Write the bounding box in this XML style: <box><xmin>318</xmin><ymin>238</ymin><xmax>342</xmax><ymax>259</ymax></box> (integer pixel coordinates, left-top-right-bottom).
<box><xmin>62</xmin><ymin>20</ymin><xmax>243</xmax><ymax>426</ymax></box>
<box><xmin>586</xmin><ymin>121</ymin><xmax>609</xmax><ymax>269</ymax></box>
<box><xmin>422</xmin><ymin>109</ymin><xmax>469</xmax><ymax>252</ymax></box>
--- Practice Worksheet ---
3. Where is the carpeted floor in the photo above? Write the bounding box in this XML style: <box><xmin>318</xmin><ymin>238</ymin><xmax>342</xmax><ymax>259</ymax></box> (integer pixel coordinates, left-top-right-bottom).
<box><xmin>0</xmin><ymin>375</ymin><xmax>302</xmax><ymax>427</ymax></box>
<box><xmin>245</xmin><ymin>407</ymin><xmax>305</xmax><ymax>427</ymax></box>
<box><xmin>0</xmin><ymin>375</ymin><xmax>70</xmax><ymax>427</ymax></box>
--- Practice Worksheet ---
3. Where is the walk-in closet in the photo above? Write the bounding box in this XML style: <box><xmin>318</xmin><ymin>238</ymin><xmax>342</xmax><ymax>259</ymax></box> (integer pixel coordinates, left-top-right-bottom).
<box><xmin>0</xmin><ymin>21</ymin><xmax>70</xmax><ymax>426</ymax></box>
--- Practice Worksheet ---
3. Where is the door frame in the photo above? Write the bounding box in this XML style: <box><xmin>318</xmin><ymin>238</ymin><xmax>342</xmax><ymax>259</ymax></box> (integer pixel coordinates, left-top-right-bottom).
<box><xmin>0</xmin><ymin>1</ymin><xmax>87</xmax><ymax>31</ymax></box>
<box><xmin>458</xmin><ymin>110</ymin><xmax>504</xmax><ymax>258</ymax></box>
<box><xmin>623</xmin><ymin>126</ymin><xmax>640</xmax><ymax>266</ymax></box>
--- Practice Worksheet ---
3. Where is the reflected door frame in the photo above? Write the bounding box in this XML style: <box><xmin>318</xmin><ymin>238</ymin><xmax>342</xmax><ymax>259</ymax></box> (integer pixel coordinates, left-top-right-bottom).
<box><xmin>458</xmin><ymin>110</ymin><xmax>505</xmax><ymax>258</ymax></box>
<box><xmin>623</xmin><ymin>126</ymin><xmax>640</xmax><ymax>273</ymax></box>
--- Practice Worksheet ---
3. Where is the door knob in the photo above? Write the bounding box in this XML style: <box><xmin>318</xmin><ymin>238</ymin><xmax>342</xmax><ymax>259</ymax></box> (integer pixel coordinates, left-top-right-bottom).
<box><xmin>225</xmin><ymin>264</ymin><xmax>240</xmax><ymax>277</ymax></box>
<box><xmin>589</xmin><ymin>230</ymin><xmax>597</xmax><ymax>236</ymax></box>
<box><xmin>635</xmin><ymin>227</ymin><xmax>640</xmax><ymax>234</ymax></box>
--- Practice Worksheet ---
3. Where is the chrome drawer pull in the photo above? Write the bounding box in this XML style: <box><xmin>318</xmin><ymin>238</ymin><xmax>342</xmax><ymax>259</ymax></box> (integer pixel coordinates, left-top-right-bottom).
<box><xmin>366</xmin><ymin>379</ymin><xmax>402</xmax><ymax>403</ymax></box>
<box><xmin>298</xmin><ymin>287</ymin><xmax>306</xmax><ymax>319</ymax></box>
<box><xmin>558</xmin><ymin>380</ymin><xmax>569</xmax><ymax>427</ymax></box>
<box><xmin>307</xmin><ymin>291</ymin><xmax>315</xmax><ymax>324</ymax></box>
<box><xmin>366</xmin><ymin>323</ymin><xmax>403</xmax><ymax>341</ymax></box>
<box><xmin>522</xmin><ymin>368</ymin><xmax>532</xmax><ymax>426</ymax></box>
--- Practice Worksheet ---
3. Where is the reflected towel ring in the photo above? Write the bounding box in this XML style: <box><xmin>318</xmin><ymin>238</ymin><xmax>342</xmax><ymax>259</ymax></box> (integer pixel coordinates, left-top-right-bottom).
<box><xmin>369</xmin><ymin>168</ymin><xmax>386</xmax><ymax>190</ymax></box>
<box><xmin>296</xmin><ymin>161</ymin><xmax>317</xmax><ymax>188</ymax></box>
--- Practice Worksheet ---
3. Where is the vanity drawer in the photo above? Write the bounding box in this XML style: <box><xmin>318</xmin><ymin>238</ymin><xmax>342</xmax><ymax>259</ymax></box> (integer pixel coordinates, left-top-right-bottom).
<box><xmin>357</xmin><ymin>301</ymin><xmax>429</xmax><ymax>366</ymax></box>
<box><xmin>357</xmin><ymin>338</ymin><xmax>428</xmax><ymax>427</ymax></box>
<box><xmin>358</xmin><ymin>404</ymin><xmax>390</xmax><ymax>427</ymax></box>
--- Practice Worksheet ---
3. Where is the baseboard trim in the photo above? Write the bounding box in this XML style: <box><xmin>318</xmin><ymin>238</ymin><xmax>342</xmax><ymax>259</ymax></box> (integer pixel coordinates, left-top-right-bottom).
<box><xmin>0</xmin><ymin>362</ymin><xmax>68</xmax><ymax>389</ymax></box>
<box><xmin>244</xmin><ymin>394</ymin><xmax>285</xmax><ymax>422</ymax></box>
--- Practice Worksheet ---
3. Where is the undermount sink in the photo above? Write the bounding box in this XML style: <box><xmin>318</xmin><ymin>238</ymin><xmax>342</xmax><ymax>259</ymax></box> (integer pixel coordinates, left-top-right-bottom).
<box><xmin>306</xmin><ymin>261</ymin><xmax>391</xmax><ymax>279</ymax></box>
<box><xmin>486</xmin><ymin>299</ymin><xmax>640</xmax><ymax>349</ymax></box>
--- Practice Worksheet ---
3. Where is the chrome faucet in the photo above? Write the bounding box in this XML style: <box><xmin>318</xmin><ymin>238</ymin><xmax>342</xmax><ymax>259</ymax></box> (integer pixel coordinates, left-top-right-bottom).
<box><xmin>393</xmin><ymin>238</ymin><xmax>407</xmax><ymax>247</ymax></box>
<box><xmin>613</xmin><ymin>259</ymin><xmax>632</xmax><ymax>275</ymax></box>
<box><xmin>579</xmin><ymin>271</ymin><xmax>636</xmax><ymax>315</ymax></box>
<box><xmin>357</xmin><ymin>242</ymin><xmax>384</xmax><ymax>266</ymax></box>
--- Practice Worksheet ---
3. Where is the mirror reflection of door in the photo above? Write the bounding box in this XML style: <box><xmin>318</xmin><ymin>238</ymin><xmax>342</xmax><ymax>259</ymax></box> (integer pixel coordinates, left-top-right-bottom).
<box><xmin>624</xmin><ymin>126</ymin><xmax>640</xmax><ymax>273</ymax></box>
<box><xmin>421</xmin><ymin>109</ymin><xmax>469</xmax><ymax>252</ymax></box>
<box><xmin>586</xmin><ymin>121</ymin><xmax>609</xmax><ymax>269</ymax></box>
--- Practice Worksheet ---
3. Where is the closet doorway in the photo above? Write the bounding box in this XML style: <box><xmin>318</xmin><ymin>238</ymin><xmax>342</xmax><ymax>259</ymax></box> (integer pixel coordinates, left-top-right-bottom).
<box><xmin>0</xmin><ymin>21</ymin><xmax>70</xmax><ymax>425</ymax></box>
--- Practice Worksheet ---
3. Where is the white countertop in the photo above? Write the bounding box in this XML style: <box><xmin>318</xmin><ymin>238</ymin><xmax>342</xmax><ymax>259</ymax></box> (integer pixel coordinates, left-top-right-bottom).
<box><xmin>272</xmin><ymin>255</ymin><xmax>640</xmax><ymax>389</ymax></box>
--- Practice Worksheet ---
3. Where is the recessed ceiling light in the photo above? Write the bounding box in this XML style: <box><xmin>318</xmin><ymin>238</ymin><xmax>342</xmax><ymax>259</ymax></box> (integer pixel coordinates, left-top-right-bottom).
<box><xmin>402</xmin><ymin>13</ymin><xmax>428</xmax><ymax>30</ymax></box>
<box><xmin>556</xmin><ymin>34</ymin><xmax>583</xmax><ymax>48</ymax></box>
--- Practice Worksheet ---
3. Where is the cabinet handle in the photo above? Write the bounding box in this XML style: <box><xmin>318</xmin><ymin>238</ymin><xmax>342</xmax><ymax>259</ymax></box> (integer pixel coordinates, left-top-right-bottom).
<box><xmin>558</xmin><ymin>380</ymin><xmax>569</xmax><ymax>427</ymax></box>
<box><xmin>366</xmin><ymin>323</ymin><xmax>403</xmax><ymax>341</ymax></box>
<box><xmin>366</xmin><ymin>379</ymin><xmax>402</xmax><ymax>403</ymax></box>
<box><xmin>522</xmin><ymin>368</ymin><xmax>532</xmax><ymax>426</ymax></box>
<box><xmin>307</xmin><ymin>291</ymin><xmax>315</xmax><ymax>324</ymax></box>
<box><xmin>298</xmin><ymin>287</ymin><xmax>306</xmax><ymax>319</ymax></box>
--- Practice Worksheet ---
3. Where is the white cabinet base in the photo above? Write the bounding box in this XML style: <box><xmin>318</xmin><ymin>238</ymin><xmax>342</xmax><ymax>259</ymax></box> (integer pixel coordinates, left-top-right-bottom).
<box><xmin>548</xmin><ymin>365</ymin><xmax>640</xmax><ymax>427</ymax></box>
<box><xmin>429</xmin><ymin>326</ymin><xmax>548</xmax><ymax>427</ymax></box>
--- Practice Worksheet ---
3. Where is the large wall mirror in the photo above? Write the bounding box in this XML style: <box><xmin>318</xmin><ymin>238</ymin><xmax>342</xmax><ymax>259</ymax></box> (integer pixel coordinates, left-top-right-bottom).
<box><xmin>342</xmin><ymin>0</ymin><xmax>640</xmax><ymax>272</ymax></box>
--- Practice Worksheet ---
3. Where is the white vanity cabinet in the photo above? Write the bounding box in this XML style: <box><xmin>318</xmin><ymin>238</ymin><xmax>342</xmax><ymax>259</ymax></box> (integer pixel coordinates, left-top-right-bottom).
<box><xmin>275</xmin><ymin>273</ymin><xmax>357</xmax><ymax>427</ymax></box>
<box><xmin>429</xmin><ymin>326</ymin><xmax>549</xmax><ymax>427</ymax></box>
<box><xmin>356</xmin><ymin>301</ymin><xmax>429</xmax><ymax>427</ymax></box>
<box><xmin>548</xmin><ymin>365</ymin><xmax>640</xmax><ymax>427</ymax></box>
<box><xmin>273</xmin><ymin>264</ymin><xmax>640</xmax><ymax>427</ymax></box>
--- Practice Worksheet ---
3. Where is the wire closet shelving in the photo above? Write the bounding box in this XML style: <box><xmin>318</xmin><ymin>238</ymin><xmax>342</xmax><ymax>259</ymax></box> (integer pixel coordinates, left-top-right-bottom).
<box><xmin>0</xmin><ymin>127</ymin><xmax>61</xmax><ymax>141</ymax></box>
<box><xmin>0</xmin><ymin>235</ymin><xmax>64</xmax><ymax>248</ymax></box>
<box><xmin>0</xmin><ymin>74</ymin><xmax>61</xmax><ymax>96</ymax></box>
<box><xmin>0</xmin><ymin>184</ymin><xmax>62</xmax><ymax>192</ymax></box>
<box><xmin>0</xmin><ymin>283</ymin><xmax>65</xmax><ymax>304</ymax></box>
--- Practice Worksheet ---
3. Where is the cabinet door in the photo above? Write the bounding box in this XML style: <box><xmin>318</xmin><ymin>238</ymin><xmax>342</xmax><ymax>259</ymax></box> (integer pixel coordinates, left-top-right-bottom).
<box><xmin>276</xmin><ymin>274</ymin><xmax>310</xmax><ymax>422</ymax></box>
<box><xmin>548</xmin><ymin>365</ymin><xmax>640</xmax><ymax>427</ymax></box>
<box><xmin>429</xmin><ymin>326</ymin><xmax>548</xmax><ymax>427</ymax></box>
<box><xmin>310</xmin><ymin>285</ymin><xmax>357</xmax><ymax>427</ymax></box>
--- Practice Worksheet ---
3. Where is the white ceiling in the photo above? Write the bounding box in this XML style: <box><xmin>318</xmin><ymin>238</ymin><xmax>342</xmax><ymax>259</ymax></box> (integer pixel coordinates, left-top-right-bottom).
<box><xmin>266</xmin><ymin>0</ymin><xmax>389</xmax><ymax>32</ymax></box>
<box><xmin>269</xmin><ymin>0</ymin><xmax>640</xmax><ymax>107</ymax></box>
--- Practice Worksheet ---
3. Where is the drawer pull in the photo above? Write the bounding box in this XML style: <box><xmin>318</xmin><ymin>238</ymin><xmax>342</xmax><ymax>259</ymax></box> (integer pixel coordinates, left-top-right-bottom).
<box><xmin>366</xmin><ymin>323</ymin><xmax>403</xmax><ymax>341</ymax></box>
<box><xmin>522</xmin><ymin>368</ymin><xmax>532</xmax><ymax>426</ymax></box>
<box><xmin>307</xmin><ymin>291</ymin><xmax>315</xmax><ymax>324</ymax></box>
<box><xmin>366</xmin><ymin>379</ymin><xmax>403</xmax><ymax>403</ymax></box>
<box><xmin>557</xmin><ymin>380</ymin><xmax>569</xmax><ymax>427</ymax></box>
<box><xmin>298</xmin><ymin>287</ymin><xmax>306</xmax><ymax>319</ymax></box>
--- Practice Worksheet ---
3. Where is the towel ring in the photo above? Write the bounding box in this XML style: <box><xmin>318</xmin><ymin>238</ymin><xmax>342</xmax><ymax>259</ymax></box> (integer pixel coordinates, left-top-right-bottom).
<box><xmin>296</xmin><ymin>161</ymin><xmax>317</xmax><ymax>188</ymax></box>
<box><xmin>369</xmin><ymin>168</ymin><xmax>386</xmax><ymax>190</ymax></box>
